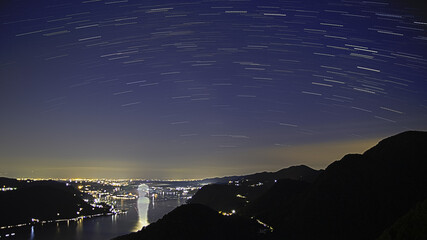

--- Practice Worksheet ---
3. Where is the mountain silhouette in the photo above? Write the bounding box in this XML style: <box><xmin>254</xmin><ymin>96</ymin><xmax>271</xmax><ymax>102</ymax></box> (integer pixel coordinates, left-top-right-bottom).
<box><xmin>247</xmin><ymin>131</ymin><xmax>427</xmax><ymax>239</ymax></box>
<box><xmin>199</xmin><ymin>164</ymin><xmax>320</xmax><ymax>185</ymax></box>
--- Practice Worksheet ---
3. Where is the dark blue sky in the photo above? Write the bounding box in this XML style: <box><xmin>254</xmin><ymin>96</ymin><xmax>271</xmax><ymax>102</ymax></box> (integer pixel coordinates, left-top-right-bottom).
<box><xmin>1</xmin><ymin>0</ymin><xmax>426</xmax><ymax>179</ymax></box>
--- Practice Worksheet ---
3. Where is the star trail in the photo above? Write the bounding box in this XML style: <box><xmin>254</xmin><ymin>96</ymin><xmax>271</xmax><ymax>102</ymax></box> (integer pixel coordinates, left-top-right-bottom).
<box><xmin>1</xmin><ymin>0</ymin><xmax>426</xmax><ymax>179</ymax></box>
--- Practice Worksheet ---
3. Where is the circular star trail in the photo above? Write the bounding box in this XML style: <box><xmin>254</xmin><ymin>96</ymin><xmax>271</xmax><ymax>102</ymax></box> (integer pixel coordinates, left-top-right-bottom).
<box><xmin>0</xmin><ymin>0</ymin><xmax>426</xmax><ymax>179</ymax></box>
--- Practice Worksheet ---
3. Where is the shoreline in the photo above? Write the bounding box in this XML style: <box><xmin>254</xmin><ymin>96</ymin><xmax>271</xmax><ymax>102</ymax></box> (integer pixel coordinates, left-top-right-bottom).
<box><xmin>0</xmin><ymin>211</ymin><xmax>120</xmax><ymax>232</ymax></box>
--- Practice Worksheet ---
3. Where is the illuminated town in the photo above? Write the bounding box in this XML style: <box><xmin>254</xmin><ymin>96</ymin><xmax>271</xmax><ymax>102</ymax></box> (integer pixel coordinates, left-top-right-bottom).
<box><xmin>16</xmin><ymin>178</ymin><xmax>203</xmax><ymax>213</ymax></box>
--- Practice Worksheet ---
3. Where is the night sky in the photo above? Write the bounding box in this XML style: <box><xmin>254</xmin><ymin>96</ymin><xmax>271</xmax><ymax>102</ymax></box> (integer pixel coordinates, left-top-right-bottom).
<box><xmin>1</xmin><ymin>0</ymin><xmax>426</xmax><ymax>179</ymax></box>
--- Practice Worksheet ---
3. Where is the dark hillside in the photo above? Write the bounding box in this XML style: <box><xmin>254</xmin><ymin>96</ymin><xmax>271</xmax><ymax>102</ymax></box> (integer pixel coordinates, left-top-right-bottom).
<box><xmin>0</xmin><ymin>179</ymin><xmax>110</xmax><ymax>227</ymax></box>
<box><xmin>113</xmin><ymin>203</ymin><xmax>268</xmax><ymax>240</ymax></box>
<box><xmin>377</xmin><ymin>197</ymin><xmax>427</xmax><ymax>240</ymax></box>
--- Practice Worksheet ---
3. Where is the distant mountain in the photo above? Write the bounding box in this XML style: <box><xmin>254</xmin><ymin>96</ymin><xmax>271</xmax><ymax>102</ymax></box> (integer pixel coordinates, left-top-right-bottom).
<box><xmin>112</xmin><ymin>203</ymin><xmax>268</xmax><ymax>240</ymax></box>
<box><xmin>0</xmin><ymin>179</ymin><xmax>110</xmax><ymax>227</ymax></box>
<box><xmin>189</xmin><ymin>165</ymin><xmax>320</xmax><ymax>211</ymax></box>
<box><xmin>200</xmin><ymin>164</ymin><xmax>320</xmax><ymax>185</ymax></box>
<box><xmin>244</xmin><ymin>164</ymin><xmax>321</xmax><ymax>183</ymax></box>
<box><xmin>115</xmin><ymin>131</ymin><xmax>427</xmax><ymax>240</ymax></box>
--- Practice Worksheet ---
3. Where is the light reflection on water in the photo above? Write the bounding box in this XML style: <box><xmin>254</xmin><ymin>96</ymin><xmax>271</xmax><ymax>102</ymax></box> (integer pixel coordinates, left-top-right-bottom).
<box><xmin>30</xmin><ymin>226</ymin><xmax>34</xmax><ymax>240</ymax></box>
<box><xmin>133</xmin><ymin>184</ymin><xmax>150</xmax><ymax>232</ymax></box>
<box><xmin>76</xmin><ymin>219</ymin><xmax>83</xmax><ymax>236</ymax></box>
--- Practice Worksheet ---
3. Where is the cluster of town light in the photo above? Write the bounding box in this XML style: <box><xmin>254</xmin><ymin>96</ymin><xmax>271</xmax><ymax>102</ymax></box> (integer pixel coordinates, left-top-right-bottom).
<box><xmin>1</xmin><ymin>186</ymin><xmax>16</xmax><ymax>191</ymax></box>
<box><xmin>218</xmin><ymin>209</ymin><xmax>236</xmax><ymax>216</ymax></box>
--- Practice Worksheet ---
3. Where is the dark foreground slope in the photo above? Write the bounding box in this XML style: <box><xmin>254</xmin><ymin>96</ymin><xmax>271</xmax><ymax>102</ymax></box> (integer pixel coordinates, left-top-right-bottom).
<box><xmin>0</xmin><ymin>179</ymin><xmax>110</xmax><ymax>227</ymax></box>
<box><xmin>377</xmin><ymin>197</ymin><xmax>427</xmax><ymax>240</ymax></box>
<box><xmin>115</xmin><ymin>131</ymin><xmax>427</xmax><ymax>240</ymax></box>
<box><xmin>113</xmin><ymin>204</ymin><xmax>268</xmax><ymax>240</ymax></box>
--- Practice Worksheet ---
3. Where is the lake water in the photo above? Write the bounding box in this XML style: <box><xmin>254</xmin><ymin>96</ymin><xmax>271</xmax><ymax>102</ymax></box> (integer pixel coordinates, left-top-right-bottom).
<box><xmin>1</xmin><ymin>184</ymin><xmax>150</xmax><ymax>240</ymax></box>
